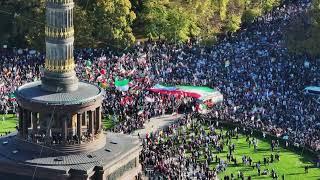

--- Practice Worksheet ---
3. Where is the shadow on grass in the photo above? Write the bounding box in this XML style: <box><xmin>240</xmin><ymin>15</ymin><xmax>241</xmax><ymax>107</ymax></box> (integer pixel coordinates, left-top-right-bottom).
<box><xmin>285</xmin><ymin>172</ymin><xmax>305</xmax><ymax>176</ymax></box>
<box><xmin>250</xmin><ymin>174</ymin><xmax>273</xmax><ymax>179</ymax></box>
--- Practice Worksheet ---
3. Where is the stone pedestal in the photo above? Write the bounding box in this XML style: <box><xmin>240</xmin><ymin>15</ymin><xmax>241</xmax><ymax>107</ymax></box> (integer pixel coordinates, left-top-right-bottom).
<box><xmin>42</xmin><ymin>71</ymin><xmax>78</xmax><ymax>92</ymax></box>
<box><xmin>0</xmin><ymin>133</ymin><xmax>141</xmax><ymax>180</ymax></box>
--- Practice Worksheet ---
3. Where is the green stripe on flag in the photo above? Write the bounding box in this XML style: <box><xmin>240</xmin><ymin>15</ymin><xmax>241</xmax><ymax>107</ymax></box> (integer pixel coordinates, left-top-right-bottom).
<box><xmin>115</xmin><ymin>79</ymin><xmax>129</xmax><ymax>87</ymax></box>
<box><xmin>176</xmin><ymin>86</ymin><xmax>215</xmax><ymax>93</ymax></box>
<box><xmin>9</xmin><ymin>93</ymin><xmax>16</xmax><ymax>98</ymax></box>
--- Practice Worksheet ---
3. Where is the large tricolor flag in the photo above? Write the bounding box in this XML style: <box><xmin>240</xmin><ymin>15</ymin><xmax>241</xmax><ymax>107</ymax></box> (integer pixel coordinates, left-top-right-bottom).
<box><xmin>148</xmin><ymin>84</ymin><xmax>223</xmax><ymax>103</ymax></box>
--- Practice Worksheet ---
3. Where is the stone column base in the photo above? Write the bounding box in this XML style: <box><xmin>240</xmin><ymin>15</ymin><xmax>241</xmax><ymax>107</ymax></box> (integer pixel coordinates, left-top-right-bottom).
<box><xmin>41</xmin><ymin>70</ymin><xmax>78</xmax><ymax>92</ymax></box>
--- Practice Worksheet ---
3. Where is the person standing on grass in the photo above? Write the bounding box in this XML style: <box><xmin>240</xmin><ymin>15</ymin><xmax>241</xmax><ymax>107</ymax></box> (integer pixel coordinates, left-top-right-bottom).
<box><xmin>275</xmin><ymin>154</ymin><xmax>280</xmax><ymax>161</ymax></box>
<box><xmin>254</xmin><ymin>141</ymin><xmax>258</xmax><ymax>152</ymax></box>
<box><xmin>271</xmin><ymin>140</ymin><xmax>275</xmax><ymax>152</ymax></box>
<box><xmin>4</xmin><ymin>107</ymin><xmax>8</xmax><ymax>117</ymax></box>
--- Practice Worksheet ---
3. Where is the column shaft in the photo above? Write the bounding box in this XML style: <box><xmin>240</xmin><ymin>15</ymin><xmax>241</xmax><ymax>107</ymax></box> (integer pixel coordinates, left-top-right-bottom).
<box><xmin>77</xmin><ymin>113</ymin><xmax>82</xmax><ymax>142</ymax></box>
<box><xmin>82</xmin><ymin>111</ymin><xmax>87</xmax><ymax>128</ymax></box>
<box><xmin>39</xmin><ymin>113</ymin><xmax>46</xmax><ymax>131</ymax></box>
<box><xmin>26</xmin><ymin>110</ymin><xmax>32</xmax><ymax>128</ymax></box>
<box><xmin>88</xmin><ymin>111</ymin><xmax>94</xmax><ymax>135</ymax></box>
<box><xmin>18</xmin><ymin>107</ymin><xmax>23</xmax><ymax>136</ymax></box>
<box><xmin>22</xmin><ymin>110</ymin><xmax>29</xmax><ymax>138</ymax></box>
<box><xmin>42</xmin><ymin>0</ymin><xmax>78</xmax><ymax>92</ymax></box>
<box><xmin>31</xmin><ymin>112</ymin><xmax>38</xmax><ymax>134</ymax></box>
<box><xmin>62</xmin><ymin>116</ymin><xmax>68</xmax><ymax>141</ymax></box>
<box><xmin>72</xmin><ymin>114</ymin><xmax>77</xmax><ymax>136</ymax></box>
<box><xmin>96</xmin><ymin>170</ymin><xmax>104</xmax><ymax>180</ymax></box>
<box><xmin>95</xmin><ymin>107</ymin><xmax>102</xmax><ymax>133</ymax></box>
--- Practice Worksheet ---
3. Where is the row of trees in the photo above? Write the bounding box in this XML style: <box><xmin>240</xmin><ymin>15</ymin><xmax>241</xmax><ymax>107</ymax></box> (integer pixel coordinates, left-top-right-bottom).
<box><xmin>139</xmin><ymin>0</ymin><xmax>282</xmax><ymax>44</ymax></box>
<box><xmin>0</xmin><ymin>0</ymin><xmax>290</xmax><ymax>51</ymax></box>
<box><xmin>0</xmin><ymin>0</ymin><xmax>136</xmax><ymax>50</ymax></box>
<box><xmin>285</xmin><ymin>0</ymin><xmax>320</xmax><ymax>58</ymax></box>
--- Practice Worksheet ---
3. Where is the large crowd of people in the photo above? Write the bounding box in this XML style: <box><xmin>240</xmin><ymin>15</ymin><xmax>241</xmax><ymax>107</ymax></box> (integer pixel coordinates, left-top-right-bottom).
<box><xmin>140</xmin><ymin>114</ymin><xmax>289</xmax><ymax>179</ymax></box>
<box><xmin>0</xmin><ymin>0</ymin><xmax>318</xmax><ymax>161</ymax></box>
<box><xmin>84</xmin><ymin>0</ymin><xmax>318</xmax><ymax>152</ymax></box>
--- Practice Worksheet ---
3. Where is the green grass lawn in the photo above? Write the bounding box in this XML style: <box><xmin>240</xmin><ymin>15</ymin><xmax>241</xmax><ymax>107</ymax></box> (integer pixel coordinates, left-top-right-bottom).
<box><xmin>0</xmin><ymin>114</ymin><xmax>17</xmax><ymax>135</ymax></box>
<box><xmin>189</xmin><ymin>127</ymin><xmax>320</xmax><ymax>180</ymax></box>
<box><xmin>216</xmin><ymin>135</ymin><xmax>319</xmax><ymax>179</ymax></box>
<box><xmin>103</xmin><ymin>117</ymin><xmax>115</xmax><ymax>130</ymax></box>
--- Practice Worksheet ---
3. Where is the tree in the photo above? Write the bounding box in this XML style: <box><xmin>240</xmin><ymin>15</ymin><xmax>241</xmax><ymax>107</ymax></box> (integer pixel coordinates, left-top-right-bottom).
<box><xmin>284</xmin><ymin>0</ymin><xmax>320</xmax><ymax>58</ymax></box>
<box><xmin>189</xmin><ymin>0</ymin><xmax>221</xmax><ymax>43</ymax></box>
<box><xmin>143</xmin><ymin>0</ymin><xmax>201</xmax><ymax>43</ymax></box>
<box><xmin>311</xmin><ymin>0</ymin><xmax>320</xmax><ymax>28</ymax></box>
<box><xmin>242</xmin><ymin>8</ymin><xmax>262</xmax><ymax>24</ymax></box>
<box><xmin>74</xmin><ymin>5</ymin><xmax>95</xmax><ymax>48</ymax></box>
<box><xmin>0</xmin><ymin>0</ymin><xmax>45</xmax><ymax>50</ymax></box>
<box><xmin>262</xmin><ymin>0</ymin><xmax>279</xmax><ymax>13</ymax></box>
<box><xmin>88</xmin><ymin>0</ymin><xmax>136</xmax><ymax>49</ymax></box>
<box><xmin>166</xmin><ymin>7</ymin><xmax>200</xmax><ymax>43</ymax></box>
<box><xmin>142</xmin><ymin>0</ymin><xmax>169</xmax><ymax>40</ymax></box>
<box><xmin>130</xmin><ymin>0</ymin><xmax>144</xmax><ymax>12</ymax></box>
<box><xmin>224</xmin><ymin>14</ymin><xmax>242</xmax><ymax>33</ymax></box>
<box><xmin>23</xmin><ymin>0</ymin><xmax>46</xmax><ymax>51</ymax></box>
<box><xmin>219</xmin><ymin>0</ymin><xmax>230</xmax><ymax>21</ymax></box>
<box><xmin>0</xmin><ymin>0</ymin><xmax>288</xmax><ymax>48</ymax></box>
<box><xmin>0</xmin><ymin>0</ymin><xmax>136</xmax><ymax>50</ymax></box>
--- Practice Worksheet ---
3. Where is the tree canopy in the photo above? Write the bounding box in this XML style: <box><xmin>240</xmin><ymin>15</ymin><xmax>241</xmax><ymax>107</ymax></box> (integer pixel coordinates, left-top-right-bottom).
<box><xmin>0</xmin><ymin>0</ymin><xmax>45</xmax><ymax>50</ymax></box>
<box><xmin>285</xmin><ymin>0</ymin><xmax>320</xmax><ymax>58</ymax></box>
<box><xmin>0</xmin><ymin>0</ymin><xmax>285</xmax><ymax>50</ymax></box>
<box><xmin>0</xmin><ymin>0</ymin><xmax>135</xmax><ymax>50</ymax></box>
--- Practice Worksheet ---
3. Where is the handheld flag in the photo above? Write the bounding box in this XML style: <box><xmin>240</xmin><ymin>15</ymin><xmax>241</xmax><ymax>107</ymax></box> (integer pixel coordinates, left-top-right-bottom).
<box><xmin>115</xmin><ymin>79</ymin><xmax>130</xmax><ymax>91</ymax></box>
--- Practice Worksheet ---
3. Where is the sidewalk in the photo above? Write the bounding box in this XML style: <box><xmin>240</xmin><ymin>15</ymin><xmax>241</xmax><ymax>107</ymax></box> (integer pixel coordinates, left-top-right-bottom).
<box><xmin>131</xmin><ymin>114</ymin><xmax>183</xmax><ymax>138</ymax></box>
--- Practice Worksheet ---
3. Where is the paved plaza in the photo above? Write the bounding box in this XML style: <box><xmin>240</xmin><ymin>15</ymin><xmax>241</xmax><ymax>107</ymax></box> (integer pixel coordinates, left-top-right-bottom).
<box><xmin>131</xmin><ymin>114</ymin><xmax>183</xmax><ymax>138</ymax></box>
